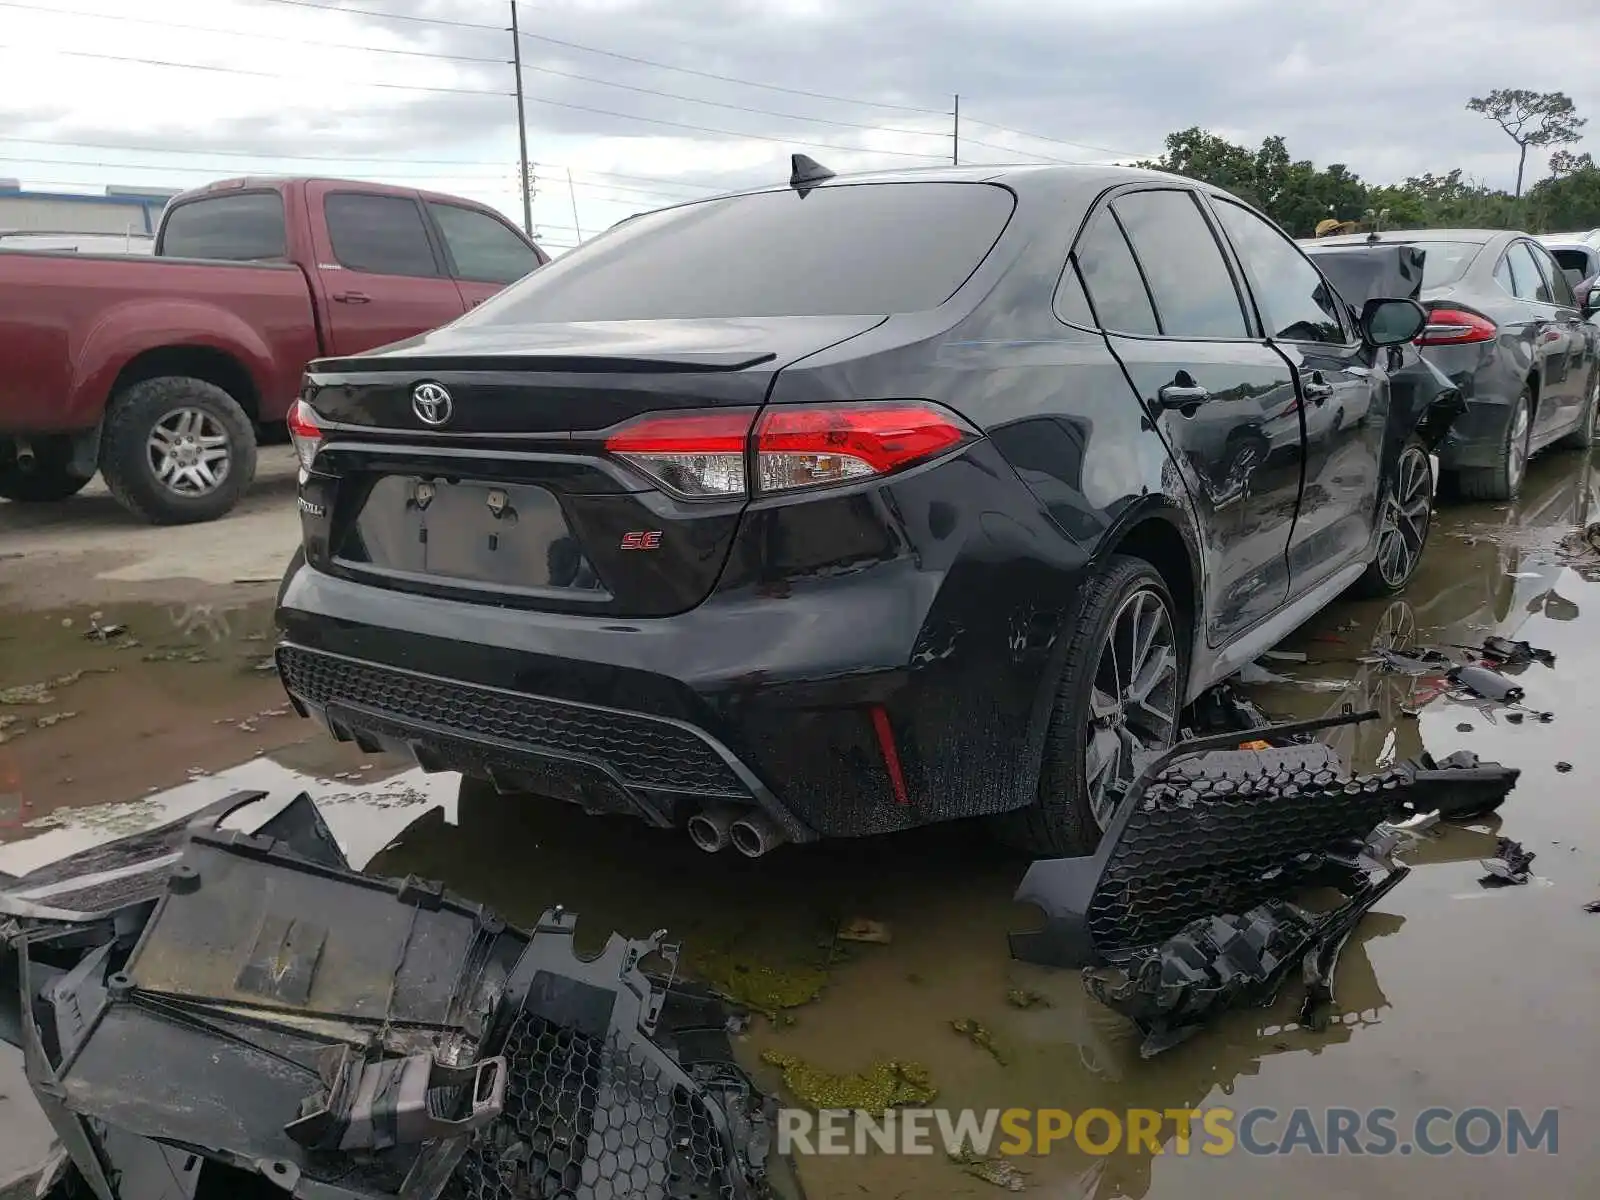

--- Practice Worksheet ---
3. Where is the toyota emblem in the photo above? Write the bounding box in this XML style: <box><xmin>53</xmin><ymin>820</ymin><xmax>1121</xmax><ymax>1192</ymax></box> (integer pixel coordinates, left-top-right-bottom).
<box><xmin>412</xmin><ymin>381</ymin><xmax>453</xmax><ymax>427</ymax></box>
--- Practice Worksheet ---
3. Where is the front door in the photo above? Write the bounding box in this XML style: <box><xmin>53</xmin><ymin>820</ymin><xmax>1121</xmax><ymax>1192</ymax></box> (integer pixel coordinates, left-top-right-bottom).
<box><xmin>1209</xmin><ymin>197</ymin><xmax>1385</xmax><ymax>597</ymax></box>
<box><xmin>422</xmin><ymin>199</ymin><xmax>545</xmax><ymax>311</ymax></box>
<box><xmin>1076</xmin><ymin>188</ymin><xmax>1306</xmax><ymax>648</ymax></box>
<box><xmin>307</xmin><ymin>186</ymin><xmax>469</xmax><ymax>357</ymax></box>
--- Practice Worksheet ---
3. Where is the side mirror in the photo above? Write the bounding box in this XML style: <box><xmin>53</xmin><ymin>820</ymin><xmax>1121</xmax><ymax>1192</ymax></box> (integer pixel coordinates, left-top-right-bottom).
<box><xmin>1360</xmin><ymin>297</ymin><xmax>1427</xmax><ymax>346</ymax></box>
<box><xmin>1579</xmin><ymin>276</ymin><xmax>1600</xmax><ymax>319</ymax></box>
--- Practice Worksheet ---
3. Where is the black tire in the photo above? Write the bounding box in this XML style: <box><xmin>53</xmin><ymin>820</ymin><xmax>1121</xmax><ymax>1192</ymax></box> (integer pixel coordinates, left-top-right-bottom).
<box><xmin>0</xmin><ymin>436</ymin><xmax>91</xmax><ymax>502</ymax></box>
<box><xmin>1454</xmin><ymin>386</ymin><xmax>1532</xmax><ymax>502</ymax></box>
<box><xmin>1353</xmin><ymin>437</ymin><xmax>1434</xmax><ymax>598</ymax></box>
<box><xmin>99</xmin><ymin>376</ymin><xmax>258</xmax><ymax>525</ymax></box>
<box><xmin>990</xmin><ymin>554</ymin><xmax>1187</xmax><ymax>857</ymax></box>
<box><xmin>1556</xmin><ymin>368</ymin><xmax>1600</xmax><ymax>451</ymax></box>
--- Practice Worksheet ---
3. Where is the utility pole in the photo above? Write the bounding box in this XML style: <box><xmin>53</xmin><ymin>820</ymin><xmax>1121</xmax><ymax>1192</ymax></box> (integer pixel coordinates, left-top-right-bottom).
<box><xmin>952</xmin><ymin>93</ymin><xmax>960</xmax><ymax>165</ymax></box>
<box><xmin>510</xmin><ymin>1</ymin><xmax>533</xmax><ymax>236</ymax></box>
<box><xmin>566</xmin><ymin>167</ymin><xmax>583</xmax><ymax>242</ymax></box>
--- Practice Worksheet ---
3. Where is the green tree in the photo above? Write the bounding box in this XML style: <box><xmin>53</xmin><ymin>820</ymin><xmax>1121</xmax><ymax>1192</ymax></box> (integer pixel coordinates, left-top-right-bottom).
<box><xmin>1465</xmin><ymin>89</ymin><xmax>1587</xmax><ymax>197</ymax></box>
<box><xmin>1525</xmin><ymin>155</ymin><xmax>1600</xmax><ymax>233</ymax></box>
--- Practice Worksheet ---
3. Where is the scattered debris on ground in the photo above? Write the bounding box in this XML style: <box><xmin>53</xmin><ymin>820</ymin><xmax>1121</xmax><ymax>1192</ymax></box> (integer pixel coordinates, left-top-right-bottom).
<box><xmin>951</xmin><ymin>1149</ymin><xmax>1028</xmax><ymax>1192</ymax></box>
<box><xmin>760</xmin><ymin>1050</ymin><xmax>937</xmax><ymax>1110</ymax></box>
<box><xmin>1009</xmin><ymin>708</ymin><xmax>1528</xmax><ymax>1056</ymax></box>
<box><xmin>1004</xmin><ymin>988</ymin><xmax>1052</xmax><ymax>1009</ymax></box>
<box><xmin>836</xmin><ymin>916</ymin><xmax>892</xmax><ymax>944</ymax></box>
<box><xmin>0</xmin><ymin>790</ymin><xmax>777</xmax><ymax>1200</ymax></box>
<box><xmin>1480</xmin><ymin>837</ymin><xmax>1537</xmax><ymax>886</ymax></box>
<box><xmin>951</xmin><ymin>1017</ymin><xmax>1009</xmax><ymax>1065</ymax></box>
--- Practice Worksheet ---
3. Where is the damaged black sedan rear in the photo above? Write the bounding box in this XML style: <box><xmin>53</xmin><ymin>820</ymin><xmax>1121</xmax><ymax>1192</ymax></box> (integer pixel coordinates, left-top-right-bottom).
<box><xmin>276</xmin><ymin>157</ymin><xmax>1460</xmax><ymax>857</ymax></box>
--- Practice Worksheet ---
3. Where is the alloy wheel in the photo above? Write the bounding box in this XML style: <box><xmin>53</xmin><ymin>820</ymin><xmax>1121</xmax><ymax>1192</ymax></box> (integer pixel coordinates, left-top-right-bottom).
<box><xmin>147</xmin><ymin>407</ymin><xmax>232</xmax><ymax>496</ymax></box>
<box><xmin>1084</xmin><ymin>587</ymin><xmax>1180</xmax><ymax>830</ymax></box>
<box><xmin>1507</xmin><ymin>399</ymin><xmax>1531</xmax><ymax>493</ymax></box>
<box><xmin>1375</xmin><ymin>445</ymin><xmax>1433</xmax><ymax>588</ymax></box>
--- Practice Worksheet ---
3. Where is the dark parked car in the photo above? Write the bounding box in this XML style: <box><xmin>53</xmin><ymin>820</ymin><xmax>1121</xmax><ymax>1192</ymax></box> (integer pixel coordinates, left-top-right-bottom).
<box><xmin>274</xmin><ymin>162</ymin><xmax>1446</xmax><ymax>858</ymax></box>
<box><xmin>1311</xmin><ymin>229</ymin><xmax>1600</xmax><ymax>500</ymax></box>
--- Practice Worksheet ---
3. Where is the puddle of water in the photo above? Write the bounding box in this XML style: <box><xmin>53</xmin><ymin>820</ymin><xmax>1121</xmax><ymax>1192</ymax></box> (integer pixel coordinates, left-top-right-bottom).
<box><xmin>5</xmin><ymin>452</ymin><xmax>1600</xmax><ymax>1197</ymax></box>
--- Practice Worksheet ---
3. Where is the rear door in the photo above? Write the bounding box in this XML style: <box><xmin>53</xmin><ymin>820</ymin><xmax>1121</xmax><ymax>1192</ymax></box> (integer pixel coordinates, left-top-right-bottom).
<box><xmin>1208</xmin><ymin>196</ymin><xmax>1384</xmax><ymax>599</ymax></box>
<box><xmin>1076</xmin><ymin>186</ymin><xmax>1305</xmax><ymax>648</ymax></box>
<box><xmin>1526</xmin><ymin>240</ymin><xmax>1591</xmax><ymax>435</ymax></box>
<box><xmin>1496</xmin><ymin>239</ymin><xmax>1580</xmax><ymax>441</ymax></box>
<box><xmin>306</xmin><ymin>185</ymin><xmax>469</xmax><ymax>356</ymax></box>
<box><xmin>424</xmin><ymin>200</ymin><xmax>546</xmax><ymax>310</ymax></box>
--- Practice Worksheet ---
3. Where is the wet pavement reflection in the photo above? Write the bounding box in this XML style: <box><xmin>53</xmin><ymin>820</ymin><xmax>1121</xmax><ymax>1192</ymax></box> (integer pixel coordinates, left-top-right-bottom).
<box><xmin>6</xmin><ymin>451</ymin><xmax>1600</xmax><ymax>1197</ymax></box>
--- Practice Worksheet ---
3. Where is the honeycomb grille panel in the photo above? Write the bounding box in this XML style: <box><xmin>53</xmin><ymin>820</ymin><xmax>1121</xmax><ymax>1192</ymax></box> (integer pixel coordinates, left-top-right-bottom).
<box><xmin>1087</xmin><ymin>747</ymin><xmax>1397</xmax><ymax>954</ymax></box>
<box><xmin>449</xmin><ymin>1013</ymin><xmax>736</xmax><ymax>1200</ymax></box>
<box><xmin>277</xmin><ymin>647</ymin><xmax>746</xmax><ymax>798</ymax></box>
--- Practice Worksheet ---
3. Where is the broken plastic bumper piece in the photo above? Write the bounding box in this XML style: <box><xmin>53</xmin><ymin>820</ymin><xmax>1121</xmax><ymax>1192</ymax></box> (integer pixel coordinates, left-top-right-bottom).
<box><xmin>0</xmin><ymin>790</ymin><xmax>774</xmax><ymax>1200</ymax></box>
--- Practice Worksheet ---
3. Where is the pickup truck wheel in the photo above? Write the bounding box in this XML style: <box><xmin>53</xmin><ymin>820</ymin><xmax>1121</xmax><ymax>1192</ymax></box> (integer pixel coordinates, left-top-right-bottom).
<box><xmin>100</xmin><ymin>377</ymin><xmax>258</xmax><ymax>525</ymax></box>
<box><xmin>0</xmin><ymin>437</ymin><xmax>92</xmax><ymax>502</ymax></box>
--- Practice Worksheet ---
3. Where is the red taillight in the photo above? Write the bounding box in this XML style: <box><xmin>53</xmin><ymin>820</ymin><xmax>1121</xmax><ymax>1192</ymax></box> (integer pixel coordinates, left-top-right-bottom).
<box><xmin>604</xmin><ymin>401</ymin><xmax>977</xmax><ymax>499</ymax></box>
<box><xmin>604</xmin><ymin>409</ymin><xmax>755</xmax><ymax>499</ymax></box>
<box><xmin>287</xmin><ymin>399</ymin><xmax>322</xmax><ymax>472</ymax></box>
<box><xmin>1416</xmin><ymin>308</ymin><xmax>1497</xmax><ymax>346</ymax></box>
<box><xmin>755</xmin><ymin>403</ymin><xmax>973</xmax><ymax>493</ymax></box>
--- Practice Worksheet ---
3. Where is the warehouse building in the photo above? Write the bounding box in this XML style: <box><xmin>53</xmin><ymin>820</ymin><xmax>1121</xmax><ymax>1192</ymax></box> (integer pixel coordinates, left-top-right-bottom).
<box><xmin>0</xmin><ymin>181</ymin><xmax>177</xmax><ymax>251</ymax></box>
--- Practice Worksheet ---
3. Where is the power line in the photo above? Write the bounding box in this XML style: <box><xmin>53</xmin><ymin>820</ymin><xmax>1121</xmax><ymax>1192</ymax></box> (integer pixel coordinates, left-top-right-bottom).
<box><xmin>255</xmin><ymin>0</ymin><xmax>507</xmax><ymax>33</ymax></box>
<box><xmin>0</xmin><ymin>154</ymin><xmax>504</xmax><ymax>183</ymax></box>
<box><xmin>1</xmin><ymin>137</ymin><xmax>724</xmax><ymax>193</ymax></box>
<box><xmin>256</xmin><ymin>0</ymin><xmax>950</xmax><ymax>116</ymax></box>
<box><xmin>0</xmin><ymin>1</ymin><xmax>511</xmax><ymax>64</ymax></box>
<box><xmin>0</xmin><ymin>45</ymin><xmax>942</xmax><ymax>160</ymax></box>
<box><xmin>0</xmin><ymin>44</ymin><xmax>512</xmax><ymax>97</ymax></box>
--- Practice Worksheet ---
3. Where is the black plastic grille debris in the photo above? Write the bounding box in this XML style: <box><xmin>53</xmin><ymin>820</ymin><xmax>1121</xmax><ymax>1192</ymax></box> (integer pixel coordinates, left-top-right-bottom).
<box><xmin>277</xmin><ymin>647</ymin><xmax>747</xmax><ymax>798</ymax></box>
<box><xmin>1086</xmin><ymin>746</ymin><xmax>1399</xmax><ymax>954</ymax></box>
<box><xmin>448</xmin><ymin>1012</ymin><xmax>735</xmax><ymax>1200</ymax></box>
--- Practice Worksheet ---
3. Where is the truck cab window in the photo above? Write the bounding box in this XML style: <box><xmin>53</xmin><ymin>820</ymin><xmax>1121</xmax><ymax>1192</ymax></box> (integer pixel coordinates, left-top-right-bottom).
<box><xmin>159</xmin><ymin>193</ymin><xmax>287</xmax><ymax>261</ymax></box>
<box><xmin>427</xmin><ymin>203</ymin><xmax>540</xmax><ymax>284</ymax></box>
<box><xmin>324</xmin><ymin>193</ymin><xmax>439</xmax><ymax>277</ymax></box>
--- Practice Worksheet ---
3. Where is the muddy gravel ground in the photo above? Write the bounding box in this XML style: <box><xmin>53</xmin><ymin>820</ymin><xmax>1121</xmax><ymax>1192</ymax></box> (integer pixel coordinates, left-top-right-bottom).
<box><xmin>4</xmin><ymin>445</ymin><xmax>1600</xmax><ymax>1198</ymax></box>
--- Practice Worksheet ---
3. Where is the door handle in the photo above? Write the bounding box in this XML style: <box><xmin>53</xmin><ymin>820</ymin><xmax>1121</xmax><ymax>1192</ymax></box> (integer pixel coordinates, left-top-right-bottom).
<box><xmin>1156</xmin><ymin>381</ymin><xmax>1212</xmax><ymax>411</ymax></box>
<box><xmin>332</xmin><ymin>291</ymin><xmax>371</xmax><ymax>305</ymax></box>
<box><xmin>468</xmin><ymin>298</ymin><xmax>485</xmax><ymax>308</ymax></box>
<box><xmin>1302</xmin><ymin>371</ymin><xmax>1335</xmax><ymax>403</ymax></box>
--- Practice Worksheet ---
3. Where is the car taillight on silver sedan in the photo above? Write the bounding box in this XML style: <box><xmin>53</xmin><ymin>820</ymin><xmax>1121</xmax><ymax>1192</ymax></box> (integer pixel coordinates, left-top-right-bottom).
<box><xmin>1415</xmin><ymin>307</ymin><xmax>1498</xmax><ymax>347</ymax></box>
<box><xmin>286</xmin><ymin>399</ymin><xmax>323</xmax><ymax>472</ymax></box>
<box><xmin>604</xmin><ymin>401</ymin><xmax>979</xmax><ymax>501</ymax></box>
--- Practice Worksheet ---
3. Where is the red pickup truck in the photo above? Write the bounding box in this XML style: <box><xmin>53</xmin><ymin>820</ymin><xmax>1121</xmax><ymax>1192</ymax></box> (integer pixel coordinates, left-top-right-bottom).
<box><xmin>0</xmin><ymin>177</ymin><xmax>548</xmax><ymax>523</ymax></box>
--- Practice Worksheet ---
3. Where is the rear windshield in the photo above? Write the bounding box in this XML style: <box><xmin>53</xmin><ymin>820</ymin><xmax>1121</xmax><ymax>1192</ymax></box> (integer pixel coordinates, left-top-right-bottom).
<box><xmin>461</xmin><ymin>182</ymin><xmax>1016</xmax><ymax>323</ymax></box>
<box><xmin>158</xmin><ymin>192</ymin><xmax>288</xmax><ymax>261</ymax></box>
<box><xmin>1394</xmin><ymin>240</ymin><xmax>1483</xmax><ymax>289</ymax></box>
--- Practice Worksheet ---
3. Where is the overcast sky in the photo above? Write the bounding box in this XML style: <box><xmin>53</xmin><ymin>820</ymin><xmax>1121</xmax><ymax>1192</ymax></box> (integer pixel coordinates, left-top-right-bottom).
<box><xmin>2</xmin><ymin>0</ymin><xmax>1598</xmax><ymax>250</ymax></box>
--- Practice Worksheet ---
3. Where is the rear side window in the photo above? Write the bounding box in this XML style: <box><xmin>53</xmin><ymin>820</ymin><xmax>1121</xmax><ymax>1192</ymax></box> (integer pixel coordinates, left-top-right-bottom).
<box><xmin>1499</xmin><ymin>241</ymin><xmax>1549</xmax><ymax>302</ymax></box>
<box><xmin>459</xmin><ymin>182</ymin><xmax>1015</xmax><ymax>322</ymax></box>
<box><xmin>1111</xmin><ymin>190</ymin><xmax>1249</xmax><ymax>338</ymax></box>
<box><xmin>158</xmin><ymin>193</ymin><xmax>286</xmax><ymax>261</ymax></box>
<box><xmin>1528</xmin><ymin>242</ymin><xmax>1577</xmax><ymax>306</ymax></box>
<box><xmin>428</xmin><ymin>202</ymin><xmax>540</xmax><ymax>284</ymax></box>
<box><xmin>324</xmin><ymin>193</ymin><xmax>439</xmax><ymax>277</ymax></box>
<box><xmin>1074</xmin><ymin>210</ymin><xmax>1159</xmax><ymax>335</ymax></box>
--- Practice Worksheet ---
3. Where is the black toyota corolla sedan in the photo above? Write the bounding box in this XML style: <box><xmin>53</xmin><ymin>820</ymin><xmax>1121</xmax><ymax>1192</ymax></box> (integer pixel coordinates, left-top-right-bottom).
<box><xmin>274</xmin><ymin>160</ymin><xmax>1439</xmax><ymax>857</ymax></box>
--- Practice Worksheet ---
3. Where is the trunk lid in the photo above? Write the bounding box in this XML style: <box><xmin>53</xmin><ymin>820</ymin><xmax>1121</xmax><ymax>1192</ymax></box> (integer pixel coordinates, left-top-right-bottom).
<box><xmin>298</xmin><ymin>316</ymin><xmax>885</xmax><ymax>617</ymax></box>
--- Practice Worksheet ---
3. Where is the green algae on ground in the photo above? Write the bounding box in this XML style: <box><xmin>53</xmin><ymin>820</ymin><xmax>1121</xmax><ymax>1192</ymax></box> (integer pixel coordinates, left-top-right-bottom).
<box><xmin>760</xmin><ymin>1050</ymin><xmax>937</xmax><ymax>1110</ymax></box>
<box><xmin>687</xmin><ymin>948</ymin><xmax>828</xmax><ymax>1018</ymax></box>
<box><xmin>1004</xmin><ymin>988</ymin><xmax>1052</xmax><ymax>1010</ymax></box>
<box><xmin>951</xmin><ymin>1017</ymin><xmax>1008</xmax><ymax>1066</ymax></box>
<box><xmin>950</xmin><ymin>1150</ymin><xmax>1027</xmax><ymax>1191</ymax></box>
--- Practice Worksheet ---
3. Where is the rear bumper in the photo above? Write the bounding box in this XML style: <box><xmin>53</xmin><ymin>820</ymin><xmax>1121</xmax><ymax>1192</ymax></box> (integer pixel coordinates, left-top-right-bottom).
<box><xmin>1425</xmin><ymin>345</ymin><xmax>1517</xmax><ymax>471</ymax></box>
